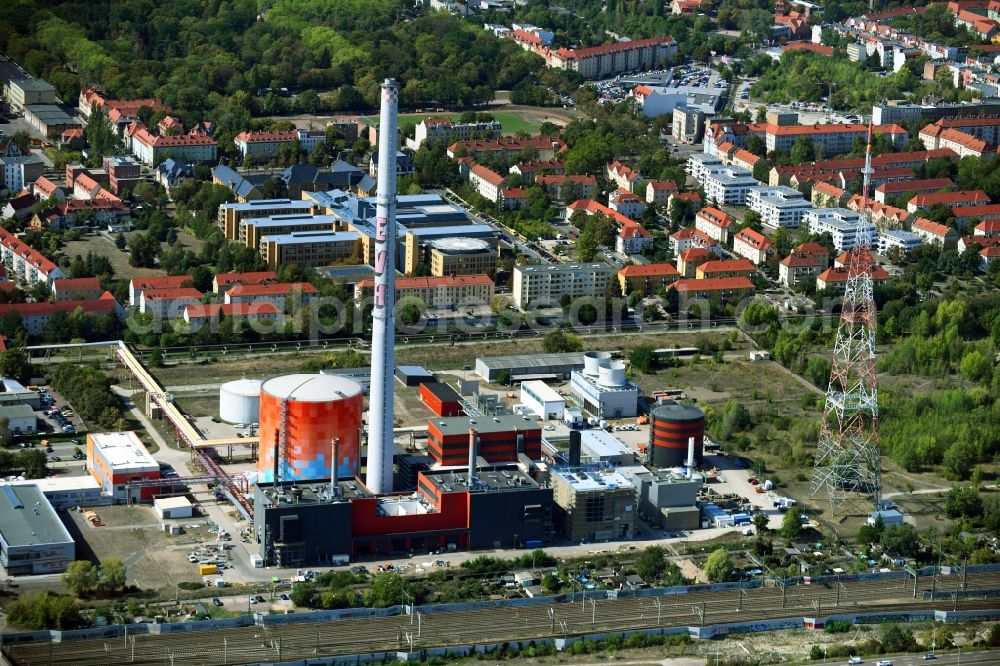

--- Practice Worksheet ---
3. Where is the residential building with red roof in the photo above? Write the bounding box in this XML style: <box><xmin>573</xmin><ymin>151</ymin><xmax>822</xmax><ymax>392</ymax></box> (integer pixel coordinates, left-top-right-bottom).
<box><xmin>816</xmin><ymin>266</ymin><xmax>892</xmax><ymax>293</ymax></box>
<box><xmin>60</xmin><ymin>127</ymin><xmax>85</xmax><ymax>149</ymax></box>
<box><xmin>695</xmin><ymin>207</ymin><xmax>736</xmax><ymax>244</ymax></box>
<box><xmin>78</xmin><ymin>88</ymin><xmax>165</xmax><ymax>122</ymax></box>
<box><xmin>677</xmin><ymin>247</ymin><xmax>714</xmax><ymax>278</ymax></box>
<box><xmin>669</xmin><ymin>192</ymin><xmax>701</xmax><ymax>210</ymax></box>
<box><xmin>537</xmin><ymin>37</ymin><xmax>677</xmax><ymax>79</ymax></box>
<box><xmin>953</xmin><ymin>204</ymin><xmax>1000</xmax><ymax>229</ymax></box>
<box><xmin>126</xmin><ymin>122</ymin><xmax>218</xmax><ymax>165</ymax></box>
<box><xmin>618</xmin><ymin>263</ymin><xmax>680</xmax><ymax>295</ymax></box>
<box><xmin>975</xmin><ymin>219</ymin><xmax>1000</xmax><ymax>237</ymax></box>
<box><xmin>616</xmin><ymin>222</ymin><xmax>652</xmax><ymax>255</ymax></box>
<box><xmin>875</xmin><ymin>177</ymin><xmax>954</xmax><ymax>204</ymax></box>
<box><xmin>645</xmin><ymin>180</ymin><xmax>678</xmax><ymax>206</ymax></box>
<box><xmin>408</xmin><ymin>117</ymin><xmax>501</xmax><ymax>151</ymax></box>
<box><xmin>233</xmin><ymin>129</ymin><xmax>325</xmax><ymax>160</ymax></box>
<box><xmin>447</xmin><ymin>137</ymin><xmax>566</xmax><ymax>161</ymax></box>
<box><xmin>72</xmin><ymin>172</ymin><xmax>119</xmax><ymax>202</ymax></box>
<box><xmin>0</xmin><ymin>291</ymin><xmax>121</xmax><ymax>336</ymax></box>
<box><xmin>129</xmin><ymin>275</ymin><xmax>194</xmax><ymax>307</ymax></box>
<box><xmin>980</xmin><ymin>245</ymin><xmax>1000</xmax><ymax>271</ymax></box>
<box><xmin>731</xmin><ymin>149</ymin><xmax>761</xmax><ymax>171</ymax></box>
<box><xmin>536</xmin><ymin>174</ymin><xmax>596</xmax><ymax>201</ymax></box>
<box><xmin>783</xmin><ymin>42</ymin><xmax>834</xmax><ymax>56</ymax></box>
<box><xmin>959</xmin><ymin>234</ymin><xmax>1000</xmax><ymax>253</ymax></box>
<box><xmin>29</xmin><ymin>199</ymin><xmax>130</xmax><ymax>232</ymax></box>
<box><xmin>0</xmin><ymin>228</ymin><xmax>63</xmax><ymax>285</ymax></box>
<box><xmin>758</xmin><ymin>121</ymin><xmax>908</xmax><ymax>154</ymax></box>
<box><xmin>183</xmin><ymin>302</ymin><xmax>282</xmax><ymax>331</ymax></box>
<box><xmin>920</xmin><ymin>119</ymin><xmax>1000</xmax><ymax>158</ymax></box>
<box><xmin>670</xmin><ymin>276</ymin><xmax>756</xmax><ymax>302</ymax></box>
<box><xmin>606</xmin><ymin>160</ymin><xmax>643</xmax><ymax>193</ymax></box>
<box><xmin>671</xmin><ymin>0</ymin><xmax>707</xmax><ymax>14</ymax></box>
<box><xmin>509</xmin><ymin>159</ymin><xmax>564</xmax><ymax>183</ymax></box>
<box><xmin>669</xmin><ymin>227</ymin><xmax>719</xmax><ymax>257</ymax></box>
<box><xmin>500</xmin><ymin>187</ymin><xmax>527</xmax><ymax>211</ymax></box>
<box><xmin>1</xmin><ymin>192</ymin><xmax>35</xmax><ymax>221</ymax></box>
<box><xmin>356</xmin><ymin>274</ymin><xmax>494</xmax><ymax>309</ymax></box>
<box><xmin>696</xmin><ymin>258</ymin><xmax>756</xmax><ymax>280</ymax></box>
<box><xmin>608</xmin><ymin>188</ymin><xmax>647</xmax><ymax>219</ymax></box>
<box><xmin>468</xmin><ymin>164</ymin><xmax>506</xmax><ymax>203</ymax></box>
<box><xmin>733</xmin><ymin>228</ymin><xmax>775</xmax><ymax>265</ymax></box>
<box><xmin>566</xmin><ymin>199</ymin><xmax>636</xmax><ymax>229</ymax></box>
<box><xmin>779</xmin><ymin>242</ymin><xmax>830</xmax><ymax>288</ymax></box>
<box><xmin>52</xmin><ymin>277</ymin><xmax>102</xmax><ymax>302</ymax></box>
<box><xmin>911</xmin><ymin>218</ymin><xmax>959</xmax><ymax>247</ymax></box>
<box><xmin>31</xmin><ymin>175</ymin><xmax>66</xmax><ymax>202</ymax></box>
<box><xmin>811</xmin><ymin>181</ymin><xmax>847</xmax><ymax>208</ymax></box>
<box><xmin>224</xmin><ymin>282</ymin><xmax>319</xmax><ymax>311</ymax></box>
<box><xmin>907</xmin><ymin>189</ymin><xmax>990</xmax><ymax>213</ymax></box>
<box><xmin>213</xmin><ymin>271</ymin><xmax>278</xmax><ymax>294</ymax></box>
<box><xmin>140</xmin><ymin>287</ymin><xmax>204</xmax><ymax>319</ymax></box>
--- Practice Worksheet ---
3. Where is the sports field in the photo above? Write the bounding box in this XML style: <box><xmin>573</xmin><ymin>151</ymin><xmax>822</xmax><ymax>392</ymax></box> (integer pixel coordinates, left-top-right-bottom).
<box><xmin>364</xmin><ymin>110</ymin><xmax>541</xmax><ymax>134</ymax></box>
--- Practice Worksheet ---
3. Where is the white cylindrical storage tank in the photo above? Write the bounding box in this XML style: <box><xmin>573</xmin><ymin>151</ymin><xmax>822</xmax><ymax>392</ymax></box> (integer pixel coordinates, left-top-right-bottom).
<box><xmin>598</xmin><ymin>360</ymin><xmax>626</xmax><ymax>387</ymax></box>
<box><xmin>219</xmin><ymin>379</ymin><xmax>263</xmax><ymax>424</ymax></box>
<box><xmin>584</xmin><ymin>351</ymin><xmax>610</xmax><ymax>376</ymax></box>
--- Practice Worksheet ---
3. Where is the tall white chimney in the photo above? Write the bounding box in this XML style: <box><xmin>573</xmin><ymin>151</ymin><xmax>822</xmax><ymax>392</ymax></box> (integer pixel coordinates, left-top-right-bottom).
<box><xmin>686</xmin><ymin>436</ymin><xmax>695</xmax><ymax>470</ymax></box>
<box><xmin>365</xmin><ymin>79</ymin><xmax>399</xmax><ymax>495</ymax></box>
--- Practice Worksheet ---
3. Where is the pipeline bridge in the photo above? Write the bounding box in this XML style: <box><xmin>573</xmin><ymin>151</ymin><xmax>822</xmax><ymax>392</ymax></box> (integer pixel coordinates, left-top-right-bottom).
<box><xmin>5</xmin><ymin>568</ymin><xmax>1000</xmax><ymax>666</ymax></box>
<box><xmin>25</xmin><ymin>341</ymin><xmax>259</xmax><ymax>518</ymax></box>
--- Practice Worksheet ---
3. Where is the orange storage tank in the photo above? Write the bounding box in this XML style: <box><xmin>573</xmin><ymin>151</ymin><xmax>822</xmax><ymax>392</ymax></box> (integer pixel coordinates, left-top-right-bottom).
<box><xmin>257</xmin><ymin>374</ymin><xmax>364</xmax><ymax>483</ymax></box>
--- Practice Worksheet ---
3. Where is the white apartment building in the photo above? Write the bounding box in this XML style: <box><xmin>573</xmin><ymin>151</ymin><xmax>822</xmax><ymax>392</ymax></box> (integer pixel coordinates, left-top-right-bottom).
<box><xmin>703</xmin><ymin>166</ymin><xmax>760</xmax><ymax>206</ymax></box>
<box><xmin>746</xmin><ymin>185</ymin><xmax>811</xmax><ymax>228</ymax></box>
<box><xmin>686</xmin><ymin>154</ymin><xmax>724</xmax><ymax>182</ymax></box>
<box><xmin>234</xmin><ymin>129</ymin><xmax>325</xmax><ymax>160</ymax></box>
<box><xmin>805</xmin><ymin>208</ymin><xmax>865</xmax><ymax>251</ymax></box>
<box><xmin>694</xmin><ymin>207</ymin><xmax>735</xmax><ymax>244</ymax></box>
<box><xmin>513</xmin><ymin>262</ymin><xmax>615</xmax><ymax>309</ymax></box>
<box><xmin>469</xmin><ymin>164</ymin><xmax>505</xmax><ymax>203</ymax></box>
<box><xmin>878</xmin><ymin>229</ymin><xmax>923</xmax><ymax>254</ymax></box>
<box><xmin>407</xmin><ymin>117</ymin><xmax>502</xmax><ymax>150</ymax></box>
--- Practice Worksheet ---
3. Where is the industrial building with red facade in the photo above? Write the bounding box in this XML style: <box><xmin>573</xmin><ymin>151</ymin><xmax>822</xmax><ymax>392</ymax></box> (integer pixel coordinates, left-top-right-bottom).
<box><xmin>419</xmin><ymin>382</ymin><xmax>465</xmax><ymax>417</ymax></box>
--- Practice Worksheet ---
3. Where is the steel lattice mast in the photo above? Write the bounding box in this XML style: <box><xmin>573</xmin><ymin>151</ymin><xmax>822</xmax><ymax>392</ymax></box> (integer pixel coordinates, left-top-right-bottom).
<box><xmin>811</xmin><ymin>123</ymin><xmax>882</xmax><ymax>514</ymax></box>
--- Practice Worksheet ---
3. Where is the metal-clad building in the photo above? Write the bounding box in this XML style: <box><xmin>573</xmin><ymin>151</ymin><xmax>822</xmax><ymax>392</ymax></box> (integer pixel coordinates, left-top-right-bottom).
<box><xmin>475</xmin><ymin>352</ymin><xmax>587</xmax><ymax>383</ymax></box>
<box><xmin>0</xmin><ymin>484</ymin><xmax>74</xmax><ymax>575</ymax></box>
<box><xmin>550</xmin><ymin>466</ymin><xmax>636</xmax><ymax>541</ymax></box>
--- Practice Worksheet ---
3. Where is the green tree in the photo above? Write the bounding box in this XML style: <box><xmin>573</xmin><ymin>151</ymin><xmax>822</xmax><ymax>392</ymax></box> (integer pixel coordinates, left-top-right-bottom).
<box><xmin>780</xmin><ymin>506</ymin><xmax>802</xmax><ymax>540</ymax></box>
<box><xmin>959</xmin><ymin>350</ymin><xmax>992</xmax><ymax>383</ymax></box>
<box><xmin>365</xmin><ymin>573</ymin><xmax>411</xmax><ymax>608</ymax></box>
<box><xmin>629</xmin><ymin>344</ymin><xmax>656</xmax><ymax>374</ymax></box>
<box><xmin>790</xmin><ymin>136</ymin><xmax>816</xmax><ymax>164</ymax></box>
<box><xmin>945</xmin><ymin>486</ymin><xmax>984</xmax><ymax>519</ymax></box>
<box><xmin>63</xmin><ymin>560</ymin><xmax>99</xmax><ymax>596</ymax></box>
<box><xmin>0</xmin><ymin>417</ymin><xmax>10</xmax><ymax>448</ymax></box>
<box><xmin>290</xmin><ymin>581</ymin><xmax>318</xmax><ymax>607</ymax></box>
<box><xmin>399</xmin><ymin>300</ymin><xmax>424</xmax><ymax>327</ymax></box>
<box><xmin>703</xmin><ymin>548</ymin><xmax>732</xmax><ymax>583</ymax></box>
<box><xmin>634</xmin><ymin>546</ymin><xmax>667</xmax><ymax>582</ymax></box>
<box><xmin>7</xmin><ymin>592</ymin><xmax>85</xmax><ymax>630</ymax></box>
<box><xmin>84</xmin><ymin>105</ymin><xmax>118</xmax><ymax>158</ymax></box>
<box><xmin>880</xmin><ymin>524</ymin><xmax>920</xmax><ymax>557</ymax></box>
<box><xmin>99</xmin><ymin>558</ymin><xmax>126</xmax><ymax>592</ymax></box>
<box><xmin>542</xmin><ymin>329</ymin><xmax>582</xmax><ymax>353</ymax></box>
<box><xmin>0</xmin><ymin>341</ymin><xmax>33</xmax><ymax>384</ymax></box>
<box><xmin>752</xmin><ymin>513</ymin><xmax>769</xmax><ymax>534</ymax></box>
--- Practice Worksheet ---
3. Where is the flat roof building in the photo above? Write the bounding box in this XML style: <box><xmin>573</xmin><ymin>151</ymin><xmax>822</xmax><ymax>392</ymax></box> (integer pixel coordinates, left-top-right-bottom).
<box><xmin>550</xmin><ymin>466</ymin><xmax>636</xmax><ymax>541</ymax></box>
<box><xmin>475</xmin><ymin>352</ymin><xmax>587</xmax><ymax>383</ymax></box>
<box><xmin>513</xmin><ymin>262</ymin><xmax>615</xmax><ymax>309</ymax></box>
<box><xmin>426</xmin><ymin>414</ymin><xmax>542</xmax><ymax>466</ymax></box>
<box><xmin>87</xmin><ymin>431</ymin><xmax>161</xmax><ymax>502</ymax></box>
<box><xmin>519</xmin><ymin>380</ymin><xmax>565</xmax><ymax>420</ymax></box>
<box><xmin>0</xmin><ymin>484</ymin><xmax>74</xmax><ymax>575</ymax></box>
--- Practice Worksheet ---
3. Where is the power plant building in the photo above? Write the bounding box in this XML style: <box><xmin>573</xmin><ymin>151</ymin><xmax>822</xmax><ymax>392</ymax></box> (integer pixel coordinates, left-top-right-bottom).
<box><xmin>519</xmin><ymin>380</ymin><xmax>564</xmax><ymax>420</ymax></box>
<box><xmin>257</xmin><ymin>374</ymin><xmax>364</xmax><ymax>483</ymax></box>
<box><xmin>86</xmin><ymin>431</ymin><xmax>161</xmax><ymax>502</ymax></box>
<box><xmin>0</xmin><ymin>484</ymin><xmax>74</xmax><ymax>575</ymax></box>
<box><xmin>475</xmin><ymin>352</ymin><xmax>587</xmax><ymax>383</ymax></box>
<box><xmin>426</xmin><ymin>415</ymin><xmax>541</xmax><ymax>466</ymax></box>
<box><xmin>252</xmin><ymin>467</ymin><xmax>552</xmax><ymax>566</ymax></box>
<box><xmin>551</xmin><ymin>466</ymin><xmax>636</xmax><ymax>541</ymax></box>
<box><xmin>570</xmin><ymin>352</ymin><xmax>639</xmax><ymax>418</ymax></box>
<box><xmin>648</xmin><ymin>401</ymin><xmax>705</xmax><ymax>468</ymax></box>
<box><xmin>623</xmin><ymin>467</ymin><xmax>702</xmax><ymax>530</ymax></box>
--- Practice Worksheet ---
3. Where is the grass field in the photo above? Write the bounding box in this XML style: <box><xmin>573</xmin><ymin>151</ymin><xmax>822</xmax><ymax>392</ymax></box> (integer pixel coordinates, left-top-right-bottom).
<box><xmin>364</xmin><ymin>111</ymin><xmax>542</xmax><ymax>135</ymax></box>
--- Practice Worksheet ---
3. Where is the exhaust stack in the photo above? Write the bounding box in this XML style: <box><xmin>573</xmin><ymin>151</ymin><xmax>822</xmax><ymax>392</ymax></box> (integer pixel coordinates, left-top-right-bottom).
<box><xmin>365</xmin><ymin>79</ymin><xmax>399</xmax><ymax>495</ymax></box>
<box><xmin>468</xmin><ymin>428</ymin><xmax>479</xmax><ymax>487</ymax></box>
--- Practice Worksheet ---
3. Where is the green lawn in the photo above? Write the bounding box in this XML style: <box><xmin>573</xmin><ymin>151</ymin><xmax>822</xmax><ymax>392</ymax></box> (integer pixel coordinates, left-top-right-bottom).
<box><xmin>363</xmin><ymin>111</ymin><xmax>540</xmax><ymax>135</ymax></box>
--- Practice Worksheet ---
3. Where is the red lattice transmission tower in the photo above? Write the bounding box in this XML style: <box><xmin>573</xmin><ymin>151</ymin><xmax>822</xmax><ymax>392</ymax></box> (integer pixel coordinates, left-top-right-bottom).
<box><xmin>811</xmin><ymin>124</ymin><xmax>882</xmax><ymax>514</ymax></box>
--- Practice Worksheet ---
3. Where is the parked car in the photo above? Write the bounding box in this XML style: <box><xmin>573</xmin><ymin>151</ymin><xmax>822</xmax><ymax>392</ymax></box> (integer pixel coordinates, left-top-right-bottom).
<box><xmin>49</xmin><ymin>456</ymin><xmax>61</xmax><ymax>462</ymax></box>
<box><xmin>212</xmin><ymin>598</ymin><xmax>223</xmax><ymax>607</ymax></box>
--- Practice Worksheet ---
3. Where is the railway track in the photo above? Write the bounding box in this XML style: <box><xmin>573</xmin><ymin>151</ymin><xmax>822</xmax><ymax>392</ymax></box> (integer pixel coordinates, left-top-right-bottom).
<box><xmin>8</xmin><ymin>571</ymin><xmax>1000</xmax><ymax>666</ymax></box>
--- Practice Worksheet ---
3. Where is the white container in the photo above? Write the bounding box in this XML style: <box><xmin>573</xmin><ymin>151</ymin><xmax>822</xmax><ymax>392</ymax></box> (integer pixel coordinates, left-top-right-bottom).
<box><xmin>250</xmin><ymin>553</ymin><xmax>264</xmax><ymax>568</ymax></box>
<box><xmin>220</xmin><ymin>379</ymin><xmax>262</xmax><ymax>424</ymax></box>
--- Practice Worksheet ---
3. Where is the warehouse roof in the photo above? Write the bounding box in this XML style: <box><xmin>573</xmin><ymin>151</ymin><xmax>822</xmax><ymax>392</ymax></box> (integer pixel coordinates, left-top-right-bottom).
<box><xmin>0</xmin><ymin>484</ymin><xmax>73</xmax><ymax>547</ymax></box>
<box><xmin>476</xmin><ymin>352</ymin><xmax>586</xmax><ymax>371</ymax></box>
<box><xmin>89</xmin><ymin>432</ymin><xmax>157</xmax><ymax>471</ymax></box>
<box><xmin>0</xmin><ymin>404</ymin><xmax>35</xmax><ymax>420</ymax></box>
<box><xmin>429</xmin><ymin>414</ymin><xmax>540</xmax><ymax>437</ymax></box>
